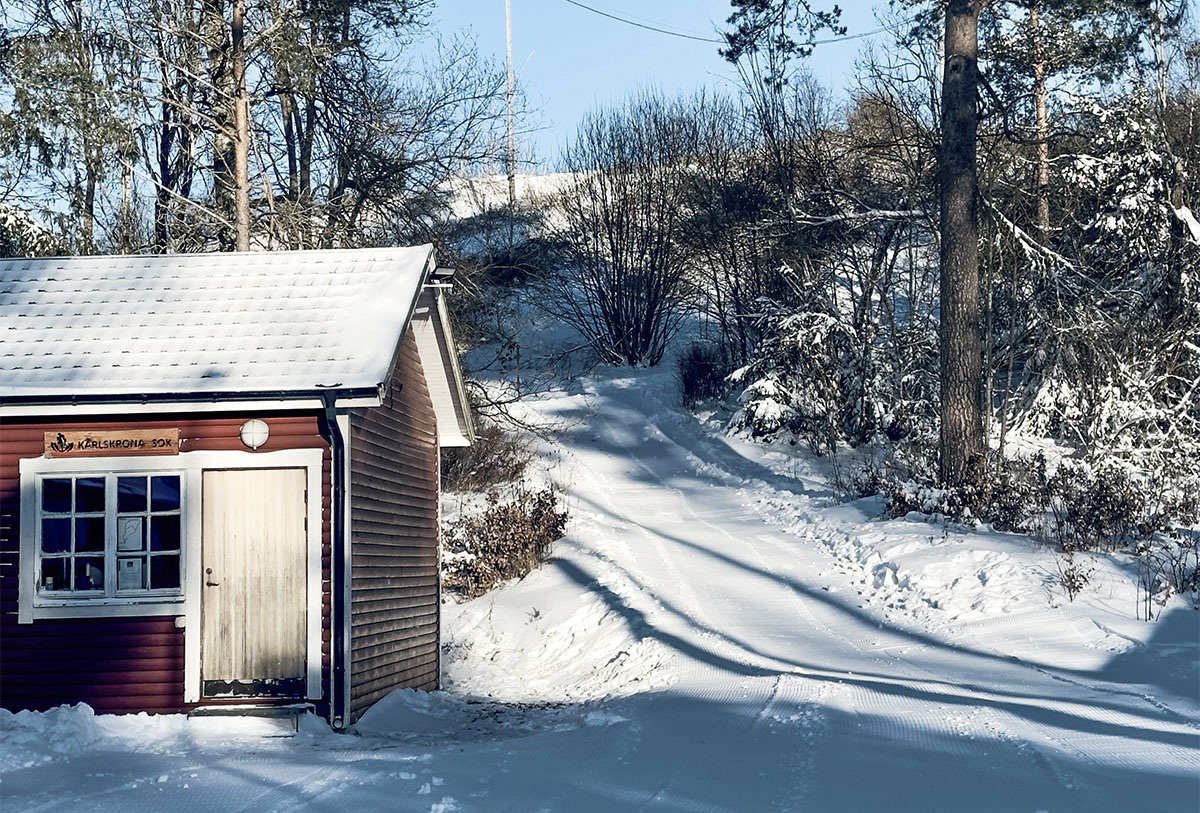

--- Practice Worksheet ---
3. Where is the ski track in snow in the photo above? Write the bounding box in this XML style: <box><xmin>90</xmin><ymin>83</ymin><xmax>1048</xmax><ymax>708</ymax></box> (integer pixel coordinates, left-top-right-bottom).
<box><xmin>1</xmin><ymin>366</ymin><xmax>1197</xmax><ymax>811</ymax></box>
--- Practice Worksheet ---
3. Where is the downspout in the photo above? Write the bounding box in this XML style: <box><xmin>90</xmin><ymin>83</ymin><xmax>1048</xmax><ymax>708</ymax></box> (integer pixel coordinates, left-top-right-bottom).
<box><xmin>319</xmin><ymin>393</ymin><xmax>348</xmax><ymax>730</ymax></box>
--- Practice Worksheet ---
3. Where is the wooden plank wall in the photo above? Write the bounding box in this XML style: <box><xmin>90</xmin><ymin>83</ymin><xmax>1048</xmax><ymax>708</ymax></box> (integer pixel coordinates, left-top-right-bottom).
<box><xmin>0</xmin><ymin>414</ymin><xmax>331</xmax><ymax>715</ymax></box>
<box><xmin>348</xmin><ymin>330</ymin><xmax>441</xmax><ymax>720</ymax></box>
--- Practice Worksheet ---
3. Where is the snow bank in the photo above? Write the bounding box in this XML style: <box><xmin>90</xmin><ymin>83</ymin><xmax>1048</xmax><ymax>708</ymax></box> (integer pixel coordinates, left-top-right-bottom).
<box><xmin>0</xmin><ymin>704</ymin><xmax>104</xmax><ymax>769</ymax></box>
<box><xmin>441</xmin><ymin>559</ymin><xmax>676</xmax><ymax>705</ymax></box>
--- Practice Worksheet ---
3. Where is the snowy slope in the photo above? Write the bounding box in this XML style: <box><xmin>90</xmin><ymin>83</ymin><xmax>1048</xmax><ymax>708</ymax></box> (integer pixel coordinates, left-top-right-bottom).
<box><xmin>2</xmin><ymin>364</ymin><xmax>1198</xmax><ymax>812</ymax></box>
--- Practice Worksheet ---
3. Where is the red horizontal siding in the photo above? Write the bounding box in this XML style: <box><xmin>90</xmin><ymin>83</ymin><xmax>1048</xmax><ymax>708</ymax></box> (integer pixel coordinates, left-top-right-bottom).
<box><xmin>348</xmin><ymin>331</ymin><xmax>441</xmax><ymax>722</ymax></box>
<box><xmin>0</xmin><ymin>412</ymin><xmax>332</xmax><ymax>715</ymax></box>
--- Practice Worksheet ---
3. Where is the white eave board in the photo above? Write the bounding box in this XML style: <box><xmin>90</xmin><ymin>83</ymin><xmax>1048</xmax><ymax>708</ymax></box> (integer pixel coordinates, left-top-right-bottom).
<box><xmin>411</xmin><ymin>290</ymin><xmax>474</xmax><ymax>448</ymax></box>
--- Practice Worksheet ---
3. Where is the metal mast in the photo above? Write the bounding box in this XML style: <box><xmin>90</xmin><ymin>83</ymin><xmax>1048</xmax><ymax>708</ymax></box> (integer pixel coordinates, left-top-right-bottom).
<box><xmin>505</xmin><ymin>0</ymin><xmax>516</xmax><ymax>248</ymax></box>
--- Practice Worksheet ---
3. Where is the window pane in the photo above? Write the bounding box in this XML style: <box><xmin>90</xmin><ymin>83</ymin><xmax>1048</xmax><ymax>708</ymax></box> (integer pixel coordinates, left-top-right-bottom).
<box><xmin>76</xmin><ymin>478</ymin><xmax>105</xmax><ymax>513</ymax></box>
<box><xmin>41</xmin><ymin>558</ymin><xmax>68</xmax><ymax>591</ymax></box>
<box><xmin>151</xmin><ymin>476</ymin><xmax>180</xmax><ymax>512</ymax></box>
<box><xmin>75</xmin><ymin>517</ymin><xmax>106</xmax><ymax>552</ymax></box>
<box><xmin>118</xmin><ymin>476</ymin><xmax>147</xmax><ymax>513</ymax></box>
<box><xmin>74</xmin><ymin>557</ymin><xmax>104</xmax><ymax>591</ymax></box>
<box><xmin>43</xmin><ymin>479</ymin><xmax>72</xmax><ymax>513</ymax></box>
<box><xmin>150</xmin><ymin>515</ymin><xmax>180</xmax><ymax>551</ymax></box>
<box><xmin>117</xmin><ymin>556</ymin><xmax>146</xmax><ymax>591</ymax></box>
<box><xmin>150</xmin><ymin>554</ymin><xmax>181</xmax><ymax>590</ymax></box>
<box><xmin>41</xmin><ymin>518</ymin><xmax>71</xmax><ymax>553</ymax></box>
<box><xmin>118</xmin><ymin>516</ymin><xmax>145</xmax><ymax>551</ymax></box>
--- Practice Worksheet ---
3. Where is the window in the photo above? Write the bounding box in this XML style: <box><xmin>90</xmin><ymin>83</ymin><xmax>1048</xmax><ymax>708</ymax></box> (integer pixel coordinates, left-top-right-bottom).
<box><xmin>36</xmin><ymin>473</ymin><xmax>183</xmax><ymax>600</ymax></box>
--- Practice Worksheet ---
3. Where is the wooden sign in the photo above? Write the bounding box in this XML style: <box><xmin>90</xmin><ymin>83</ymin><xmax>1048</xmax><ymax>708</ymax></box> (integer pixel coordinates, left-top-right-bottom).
<box><xmin>44</xmin><ymin>429</ymin><xmax>180</xmax><ymax>458</ymax></box>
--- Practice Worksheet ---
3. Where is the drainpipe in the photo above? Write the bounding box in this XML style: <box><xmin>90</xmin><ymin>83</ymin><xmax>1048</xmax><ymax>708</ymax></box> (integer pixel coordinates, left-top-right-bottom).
<box><xmin>319</xmin><ymin>394</ymin><xmax>348</xmax><ymax>730</ymax></box>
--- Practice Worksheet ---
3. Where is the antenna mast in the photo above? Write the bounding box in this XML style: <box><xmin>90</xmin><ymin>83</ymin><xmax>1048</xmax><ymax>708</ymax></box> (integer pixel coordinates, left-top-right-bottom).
<box><xmin>505</xmin><ymin>0</ymin><xmax>516</xmax><ymax>249</ymax></box>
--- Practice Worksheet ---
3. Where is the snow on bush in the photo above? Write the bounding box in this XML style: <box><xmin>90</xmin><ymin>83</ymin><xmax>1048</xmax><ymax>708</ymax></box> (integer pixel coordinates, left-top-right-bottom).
<box><xmin>0</xmin><ymin>203</ymin><xmax>58</xmax><ymax>258</ymax></box>
<box><xmin>1011</xmin><ymin>97</ymin><xmax>1200</xmax><ymax>479</ymax></box>
<box><xmin>441</xmin><ymin>486</ymin><xmax>568</xmax><ymax>599</ymax></box>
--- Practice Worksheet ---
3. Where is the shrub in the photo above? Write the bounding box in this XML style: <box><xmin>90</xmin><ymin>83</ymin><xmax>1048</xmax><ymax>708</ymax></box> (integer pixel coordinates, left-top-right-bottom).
<box><xmin>1042</xmin><ymin>464</ymin><xmax>1148</xmax><ymax>552</ymax></box>
<box><xmin>677</xmin><ymin>342</ymin><xmax>730</xmax><ymax>407</ymax></box>
<box><xmin>828</xmin><ymin>454</ymin><xmax>889</xmax><ymax>501</ymax></box>
<box><xmin>441</xmin><ymin>423</ymin><xmax>534</xmax><ymax>493</ymax></box>
<box><xmin>1057</xmin><ymin>548</ymin><xmax>1095</xmax><ymax>602</ymax></box>
<box><xmin>442</xmin><ymin>487</ymin><xmax>568</xmax><ymax>599</ymax></box>
<box><xmin>1136</xmin><ymin>533</ymin><xmax>1200</xmax><ymax>616</ymax></box>
<box><xmin>730</xmin><ymin>309</ymin><xmax>850</xmax><ymax>455</ymax></box>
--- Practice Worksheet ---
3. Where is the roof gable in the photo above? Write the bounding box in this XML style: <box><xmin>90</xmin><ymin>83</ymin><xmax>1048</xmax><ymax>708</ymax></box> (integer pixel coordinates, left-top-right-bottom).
<box><xmin>0</xmin><ymin>246</ymin><xmax>436</xmax><ymax>403</ymax></box>
<box><xmin>411</xmin><ymin>288</ymin><xmax>475</xmax><ymax>447</ymax></box>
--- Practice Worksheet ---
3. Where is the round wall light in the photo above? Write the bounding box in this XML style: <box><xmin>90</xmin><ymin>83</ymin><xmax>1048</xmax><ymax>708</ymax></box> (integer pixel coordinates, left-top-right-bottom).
<box><xmin>239</xmin><ymin>419</ymin><xmax>270</xmax><ymax>450</ymax></box>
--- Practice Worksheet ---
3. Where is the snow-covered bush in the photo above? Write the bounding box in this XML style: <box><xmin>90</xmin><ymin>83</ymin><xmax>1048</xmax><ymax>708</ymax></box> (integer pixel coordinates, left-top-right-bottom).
<box><xmin>729</xmin><ymin>297</ymin><xmax>936</xmax><ymax>455</ymax></box>
<box><xmin>1008</xmin><ymin>97</ymin><xmax>1200</xmax><ymax>479</ymax></box>
<box><xmin>1056</xmin><ymin>549</ymin><xmax>1094</xmax><ymax>602</ymax></box>
<box><xmin>440</xmin><ymin>420</ymin><xmax>569</xmax><ymax>599</ymax></box>
<box><xmin>0</xmin><ymin>203</ymin><xmax>58</xmax><ymax>258</ymax></box>
<box><xmin>549</xmin><ymin>92</ymin><xmax>694</xmax><ymax>367</ymax></box>
<box><xmin>1041</xmin><ymin>463</ymin><xmax>1149</xmax><ymax>552</ymax></box>
<box><xmin>876</xmin><ymin>452</ymin><xmax>1200</xmax><ymax>583</ymax></box>
<box><xmin>1136</xmin><ymin>533</ymin><xmax>1200</xmax><ymax>611</ymax></box>
<box><xmin>730</xmin><ymin>306</ymin><xmax>855</xmax><ymax>455</ymax></box>
<box><xmin>441</xmin><ymin>487</ymin><xmax>567</xmax><ymax>599</ymax></box>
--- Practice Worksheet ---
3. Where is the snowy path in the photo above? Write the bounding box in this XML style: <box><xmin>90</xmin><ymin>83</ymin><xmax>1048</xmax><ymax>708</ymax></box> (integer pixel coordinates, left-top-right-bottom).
<box><xmin>2</xmin><ymin>368</ymin><xmax>1197</xmax><ymax>811</ymax></box>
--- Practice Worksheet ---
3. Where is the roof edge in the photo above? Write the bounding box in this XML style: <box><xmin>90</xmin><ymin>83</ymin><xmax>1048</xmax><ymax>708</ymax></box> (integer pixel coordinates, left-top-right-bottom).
<box><xmin>374</xmin><ymin>246</ymin><xmax>439</xmax><ymax>400</ymax></box>
<box><xmin>0</xmin><ymin>386</ymin><xmax>381</xmax><ymax>410</ymax></box>
<box><xmin>432</xmin><ymin>285</ymin><xmax>476</xmax><ymax>446</ymax></box>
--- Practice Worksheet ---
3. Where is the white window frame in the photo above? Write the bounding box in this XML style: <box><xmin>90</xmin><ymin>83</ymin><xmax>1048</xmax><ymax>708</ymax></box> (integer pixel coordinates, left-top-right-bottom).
<box><xmin>19</xmin><ymin>457</ymin><xmax>188</xmax><ymax>622</ymax></box>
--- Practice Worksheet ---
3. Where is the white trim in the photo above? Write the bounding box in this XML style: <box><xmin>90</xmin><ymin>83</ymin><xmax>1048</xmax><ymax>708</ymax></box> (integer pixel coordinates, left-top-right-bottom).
<box><xmin>411</xmin><ymin>291</ymin><xmax>474</xmax><ymax>448</ymax></box>
<box><xmin>16</xmin><ymin>448</ymin><xmax>325</xmax><ymax>705</ymax></box>
<box><xmin>183</xmin><ymin>465</ymin><xmax>204</xmax><ymax>704</ymax></box>
<box><xmin>305</xmin><ymin>453</ymin><xmax>324</xmax><ymax>700</ymax></box>
<box><xmin>18</xmin><ymin>459</ymin><xmax>188</xmax><ymax>623</ymax></box>
<box><xmin>433</xmin><ymin>289</ymin><xmax>475</xmax><ymax>445</ymax></box>
<box><xmin>18</xmin><ymin>470</ymin><xmax>36</xmax><ymax>624</ymax></box>
<box><xmin>337</xmin><ymin>413</ymin><xmax>354</xmax><ymax>717</ymax></box>
<box><xmin>1</xmin><ymin>396</ymin><xmax>381</xmax><ymax>420</ymax></box>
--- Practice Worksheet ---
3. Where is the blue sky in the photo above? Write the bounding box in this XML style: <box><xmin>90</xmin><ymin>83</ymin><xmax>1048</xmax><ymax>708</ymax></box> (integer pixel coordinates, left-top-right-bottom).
<box><xmin>427</xmin><ymin>1</ymin><xmax>888</xmax><ymax>168</ymax></box>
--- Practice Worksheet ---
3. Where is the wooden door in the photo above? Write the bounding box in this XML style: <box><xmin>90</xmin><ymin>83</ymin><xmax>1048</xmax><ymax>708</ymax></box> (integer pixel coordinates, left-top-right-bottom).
<box><xmin>201</xmin><ymin>468</ymin><xmax>307</xmax><ymax>698</ymax></box>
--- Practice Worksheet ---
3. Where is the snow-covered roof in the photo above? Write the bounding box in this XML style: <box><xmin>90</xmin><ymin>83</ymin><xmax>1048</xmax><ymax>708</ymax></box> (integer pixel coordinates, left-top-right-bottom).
<box><xmin>0</xmin><ymin>246</ymin><xmax>437</xmax><ymax>404</ymax></box>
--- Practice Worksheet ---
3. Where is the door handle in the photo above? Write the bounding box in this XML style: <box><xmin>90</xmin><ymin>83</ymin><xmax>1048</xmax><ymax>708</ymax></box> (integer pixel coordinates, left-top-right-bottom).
<box><xmin>205</xmin><ymin>567</ymin><xmax>219</xmax><ymax>587</ymax></box>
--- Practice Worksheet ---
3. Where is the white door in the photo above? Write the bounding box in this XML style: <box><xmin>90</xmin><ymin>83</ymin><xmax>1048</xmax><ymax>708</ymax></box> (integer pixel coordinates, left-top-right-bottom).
<box><xmin>200</xmin><ymin>468</ymin><xmax>307</xmax><ymax>698</ymax></box>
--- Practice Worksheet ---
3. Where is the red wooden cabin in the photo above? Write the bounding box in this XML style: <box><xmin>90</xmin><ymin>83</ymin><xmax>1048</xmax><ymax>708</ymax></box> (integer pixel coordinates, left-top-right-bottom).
<box><xmin>0</xmin><ymin>246</ymin><xmax>473</xmax><ymax>728</ymax></box>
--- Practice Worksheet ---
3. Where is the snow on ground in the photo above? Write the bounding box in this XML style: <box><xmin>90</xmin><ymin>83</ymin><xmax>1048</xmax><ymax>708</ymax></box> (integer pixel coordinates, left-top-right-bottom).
<box><xmin>2</xmin><ymin>364</ymin><xmax>1198</xmax><ymax>811</ymax></box>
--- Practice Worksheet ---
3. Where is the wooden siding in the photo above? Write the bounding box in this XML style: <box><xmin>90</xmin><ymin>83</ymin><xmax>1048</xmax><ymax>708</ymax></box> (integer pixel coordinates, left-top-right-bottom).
<box><xmin>0</xmin><ymin>414</ymin><xmax>331</xmax><ymax>715</ymax></box>
<box><xmin>349</xmin><ymin>330</ymin><xmax>441</xmax><ymax>720</ymax></box>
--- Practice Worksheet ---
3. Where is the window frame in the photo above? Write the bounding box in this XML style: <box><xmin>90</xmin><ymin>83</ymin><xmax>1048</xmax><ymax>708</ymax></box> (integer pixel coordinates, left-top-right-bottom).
<box><xmin>35</xmin><ymin>472</ymin><xmax>184</xmax><ymax>600</ymax></box>
<box><xmin>19</xmin><ymin>456</ymin><xmax>188</xmax><ymax>622</ymax></box>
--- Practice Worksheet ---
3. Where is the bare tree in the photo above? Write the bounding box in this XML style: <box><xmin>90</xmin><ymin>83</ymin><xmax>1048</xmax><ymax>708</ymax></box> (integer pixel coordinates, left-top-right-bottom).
<box><xmin>552</xmin><ymin>92</ymin><xmax>696</xmax><ymax>366</ymax></box>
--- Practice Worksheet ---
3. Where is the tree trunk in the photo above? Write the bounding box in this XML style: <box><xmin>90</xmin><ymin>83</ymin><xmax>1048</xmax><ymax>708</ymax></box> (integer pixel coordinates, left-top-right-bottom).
<box><xmin>1031</xmin><ymin>3</ymin><xmax>1050</xmax><ymax>241</ymax></box>
<box><xmin>939</xmin><ymin>0</ymin><xmax>986</xmax><ymax>486</ymax></box>
<box><xmin>231</xmin><ymin>0</ymin><xmax>251</xmax><ymax>251</ymax></box>
<box><xmin>204</xmin><ymin>0</ymin><xmax>236</xmax><ymax>250</ymax></box>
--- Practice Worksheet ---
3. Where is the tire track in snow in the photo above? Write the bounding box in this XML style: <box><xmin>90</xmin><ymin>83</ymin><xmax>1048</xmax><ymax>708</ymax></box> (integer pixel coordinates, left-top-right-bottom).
<box><xmin>557</xmin><ymin>378</ymin><xmax>1198</xmax><ymax>806</ymax></box>
<box><xmin>575</xmin><ymin>402</ymin><xmax>828</xmax><ymax>804</ymax></box>
<box><xmin>580</xmin><ymin>389</ymin><xmax>1060</xmax><ymax>803</ymax></box>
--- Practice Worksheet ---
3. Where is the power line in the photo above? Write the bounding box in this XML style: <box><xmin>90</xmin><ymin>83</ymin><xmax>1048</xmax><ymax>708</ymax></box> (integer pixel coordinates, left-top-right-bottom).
<box><xmin>558</xmin><ymin>0</ymin><xmax>913</xmax><ymax>47</ymax></box>
<box><xmin>812</xmin><ymin>23</ymin><xmax>908</xmax><ymax>46</ymax></box>
<box><xmin>560</xmin><ymin>0</ymin><xmax>723</xmax><ymax>43</ymax></box>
